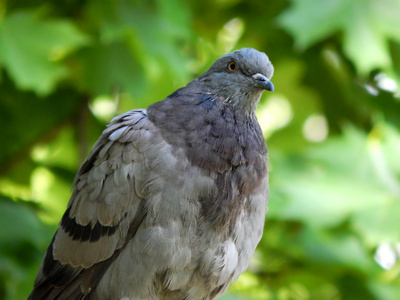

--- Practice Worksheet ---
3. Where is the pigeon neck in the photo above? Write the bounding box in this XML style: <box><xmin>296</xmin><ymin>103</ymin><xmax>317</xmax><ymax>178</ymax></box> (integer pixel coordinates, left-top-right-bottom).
<box><xmin>147</xmin><ymin>90</ymin><xmax>267</xmax><ymax>174</ymax></box>
<box><xmin>194</xmin><ymin>77</ymin><xmax>263</xmax><ymax>115</ymax></box>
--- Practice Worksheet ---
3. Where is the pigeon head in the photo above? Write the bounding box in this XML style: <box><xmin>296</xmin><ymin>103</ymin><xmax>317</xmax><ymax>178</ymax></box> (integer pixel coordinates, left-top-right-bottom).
<box><xmin>198</xmin><ymin>48</ymin><xmax>274</xmax><ymax>111</ymax></box>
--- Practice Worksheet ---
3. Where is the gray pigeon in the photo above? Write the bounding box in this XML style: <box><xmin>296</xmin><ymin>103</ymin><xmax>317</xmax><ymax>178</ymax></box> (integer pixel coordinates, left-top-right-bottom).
<box><xmin>29</xmin><ymin>48</ymin><xmax>274</xmax><ymax>300</ymax></box>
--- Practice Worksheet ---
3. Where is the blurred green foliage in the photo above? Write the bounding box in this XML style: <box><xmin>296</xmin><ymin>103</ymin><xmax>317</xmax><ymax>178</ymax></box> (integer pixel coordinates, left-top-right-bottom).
<box><xmin>0</xmin><ymin>0</ymin><xmax>399</xmax><ymax>299</ymax></box>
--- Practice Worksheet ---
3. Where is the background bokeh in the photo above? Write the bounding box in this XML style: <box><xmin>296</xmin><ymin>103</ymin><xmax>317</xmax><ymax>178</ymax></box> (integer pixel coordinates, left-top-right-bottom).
<box><xmin>1</xmin><ymin>0</ymin><xmax>400</xmax><ymax>299</ymax></box>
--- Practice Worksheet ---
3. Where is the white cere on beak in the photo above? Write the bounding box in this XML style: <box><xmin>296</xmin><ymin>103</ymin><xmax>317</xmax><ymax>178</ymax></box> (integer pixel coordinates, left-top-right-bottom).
<box><xmin>252</xmin><ymin>73</ymin><xmax>274</xmax><ymax>92</ymax></box>
<box><xmin>252</xmin><ymin>73</ymin><xmax>269</xmax><ymax>82</ymax></box>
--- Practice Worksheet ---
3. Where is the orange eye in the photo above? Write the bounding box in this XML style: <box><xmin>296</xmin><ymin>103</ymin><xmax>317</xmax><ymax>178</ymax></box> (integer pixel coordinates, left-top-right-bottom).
<box><xmin>228</xmin><ymin>61</ymin><xmax>237</xmax><ymax>72</ymax></box>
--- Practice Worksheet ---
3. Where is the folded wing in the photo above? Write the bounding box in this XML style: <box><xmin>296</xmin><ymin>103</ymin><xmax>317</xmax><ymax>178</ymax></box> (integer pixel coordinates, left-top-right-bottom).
<box><xmin>29</xmin><ymin>109</ymin><xmax>161</xmax><ymax>299</ymax></box>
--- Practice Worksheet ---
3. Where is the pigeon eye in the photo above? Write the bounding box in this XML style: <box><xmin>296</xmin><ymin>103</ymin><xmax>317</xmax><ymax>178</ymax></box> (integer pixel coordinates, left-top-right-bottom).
<box><xmin>227</xmin><ymin>61</ymin><xmax>237</xmax><ymax>72</ymax></box>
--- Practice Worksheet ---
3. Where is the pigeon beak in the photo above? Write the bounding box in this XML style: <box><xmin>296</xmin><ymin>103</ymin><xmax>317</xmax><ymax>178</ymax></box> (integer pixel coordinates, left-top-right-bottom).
<box><xmin>252</xmin><ymin>73</ymin><xmax>274</xmax><ymax>92</ymax></box>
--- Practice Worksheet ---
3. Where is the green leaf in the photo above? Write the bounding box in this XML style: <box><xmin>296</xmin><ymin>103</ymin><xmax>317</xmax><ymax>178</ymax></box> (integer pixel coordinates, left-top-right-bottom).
<box><xmin>0</xmin><ymin>197</ymin><xmax>54</xmax><ymax>300</ymax></box>
<box><xmin>0</xmin><ymin>80</ymin><xmax>81</xmax><ymax>168</ymax></box>
<box><xmin>0</xmin><ymin>199</ymin><xmax>49</xmax><ymax>248</ymax></box>
<box><xmin>353</xmin><ymin>197</ymin><xmax>400</xmax><ymax>245</ymax></box>
<box><xmin>369</xmin><ymin>281</ymin><xmax>400</xmax><ymax>300</ymax></box>
<box><xmin>278</xmin><ymin>0</ymin><xmax>400</xmax><ymax>74</ymax></box>
<box><xmin>300</xmin><ymin>227</ymin><xmax>374</xmax><ymax>271</ymax></box>
<box><xmin>85</xmin><ymin>0</ymin><xmax>193</xmax><ymax>85</ymax></box>
<box><xmin>77</xmin><ymin>41</ymin><xmax>147</xmax><ymax>100</ymax></box>
<box><xmin>341</xmin><ymin>2</ymin><xmax>391</xmax><ymax>74</ymax></box>
<box><xmin>0</xmin><ymin>11</ymin><xmax>88</xmax><ymax>95</ymax></box>
<box><xmin>269</xmin><ymin>126</ymin><xmax>393</xmax><ymax>228</ymax></box>
<box><xmin>278</xmin><ymin>0</ymin><xmax>346</xmax><ymax>49</ymax></box>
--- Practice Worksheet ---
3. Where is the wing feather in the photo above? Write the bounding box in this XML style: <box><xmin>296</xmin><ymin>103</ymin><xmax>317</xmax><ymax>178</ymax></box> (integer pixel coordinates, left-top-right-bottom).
<box><xmin>29</xmin><ymin>109</ymin><xmax>158</xmax><ymax>299</ymax></box>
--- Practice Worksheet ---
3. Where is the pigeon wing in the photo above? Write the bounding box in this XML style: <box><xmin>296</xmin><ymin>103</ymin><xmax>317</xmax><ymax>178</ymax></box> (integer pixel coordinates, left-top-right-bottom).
<box><xmin>29</xmin><ymin>109</ymin><xmax>163</xmax><ymax>299</ymax></box>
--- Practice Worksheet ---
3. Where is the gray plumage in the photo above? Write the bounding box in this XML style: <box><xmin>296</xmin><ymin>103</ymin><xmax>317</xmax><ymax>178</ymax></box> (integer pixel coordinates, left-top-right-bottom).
<box><xmin>29</xmin><ymin>48</ymin><xmax>274</xmax><ymax>300</ymax></box>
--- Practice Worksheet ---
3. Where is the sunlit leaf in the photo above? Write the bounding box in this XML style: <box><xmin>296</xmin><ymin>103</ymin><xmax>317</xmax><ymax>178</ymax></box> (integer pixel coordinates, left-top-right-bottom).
<box><xmin>353</xmin><ymin>199</ymin><xmax>400</xmax><ymax>246</ymax></box>
<box><xmin>0</xmin><ymin>11</ymin><xmax>88</xmax><ymax>95</ymax></box>
<box><xmin>279</xmin><ymin>0</ymin><xmax>400</xmax><ymax>74</ymax></box>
